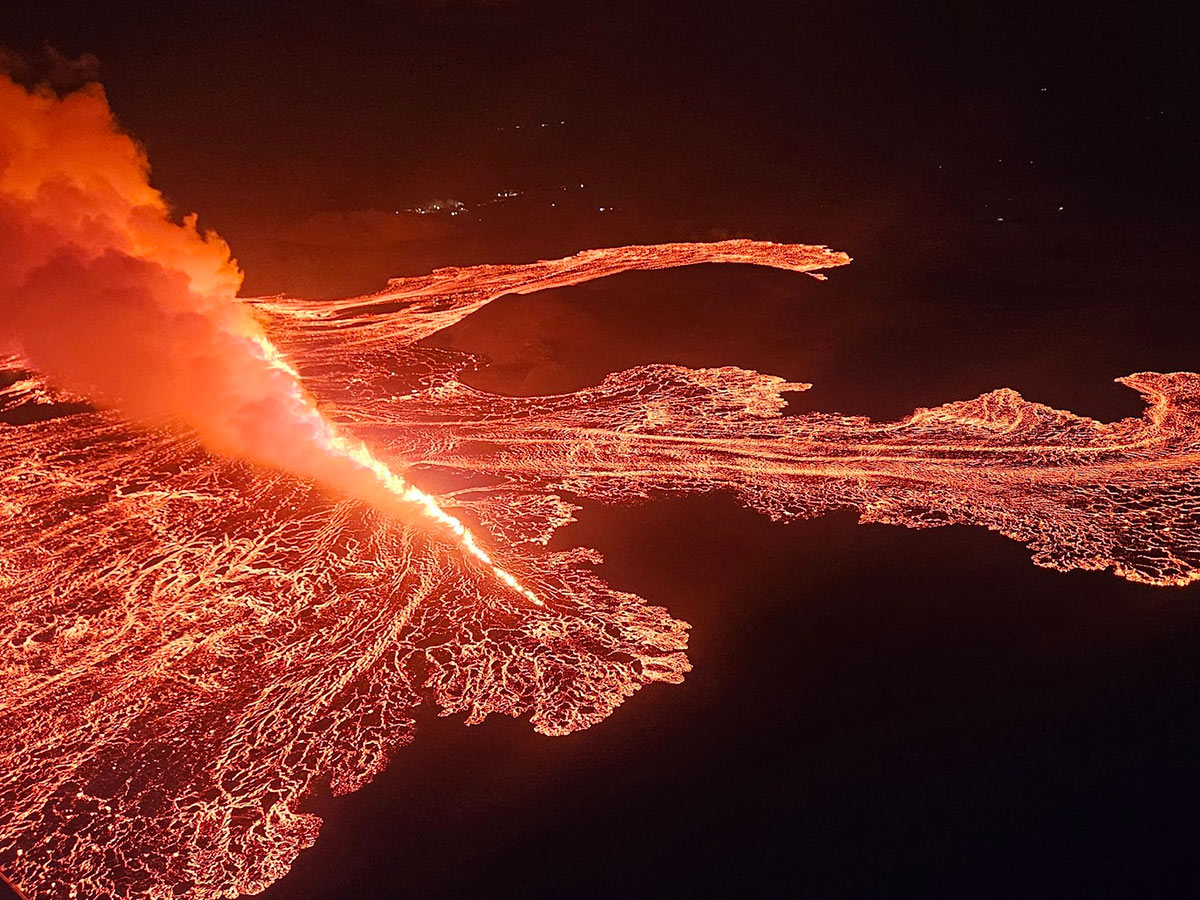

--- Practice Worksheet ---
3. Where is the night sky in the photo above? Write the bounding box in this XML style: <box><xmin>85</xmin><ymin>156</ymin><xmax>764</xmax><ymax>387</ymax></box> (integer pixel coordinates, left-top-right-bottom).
<box><xmin>5</xmin><ymin>2</ymin><xmax>1200</xmax><ymax>898</ymax></box>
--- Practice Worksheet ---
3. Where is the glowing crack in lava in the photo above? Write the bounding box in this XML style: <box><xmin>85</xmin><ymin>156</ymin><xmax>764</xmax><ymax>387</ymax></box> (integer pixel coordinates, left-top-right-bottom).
<box><xmin>1</xmin><ymin>80</ymin><xmax>1199</xmax><ymax>900</ymax></box>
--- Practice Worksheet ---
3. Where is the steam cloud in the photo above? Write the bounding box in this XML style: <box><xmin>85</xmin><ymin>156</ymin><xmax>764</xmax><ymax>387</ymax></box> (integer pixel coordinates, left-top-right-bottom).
<box><xmin>0</xmin><ymin>73</ymin><xmax>443</xmax><ymax>530</ymax></box>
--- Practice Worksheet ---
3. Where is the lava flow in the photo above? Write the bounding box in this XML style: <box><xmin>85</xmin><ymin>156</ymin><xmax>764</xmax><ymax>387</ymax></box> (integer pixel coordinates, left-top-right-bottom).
<box><xmin>2</xmin><ymin>79</ymin><xmax>1199</xmax><ymax>900</ymax></box>
<box><xmin>0</xmin><ymin>73</ymin><xmax>536</xmax><ymax>606</ymax></box>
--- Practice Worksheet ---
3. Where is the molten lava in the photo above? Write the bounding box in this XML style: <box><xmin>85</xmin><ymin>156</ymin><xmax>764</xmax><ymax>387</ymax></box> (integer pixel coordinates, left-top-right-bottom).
<box><xmin>2</xmin><ymin>77</ymin><xmax>1199</xmax><ymax>900</ymax></box>
<box><xmin>0</xmin><ymin>73</ymin><xmax>536</xmax><ymax>606</ymax></box>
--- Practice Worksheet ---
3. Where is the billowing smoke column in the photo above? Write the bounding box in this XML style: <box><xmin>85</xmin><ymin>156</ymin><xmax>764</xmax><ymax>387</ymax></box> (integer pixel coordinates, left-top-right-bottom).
<box><xmin>0</xmin><ymin>74</ymin><xmax>536</xmax><ymax>601</ymax></box>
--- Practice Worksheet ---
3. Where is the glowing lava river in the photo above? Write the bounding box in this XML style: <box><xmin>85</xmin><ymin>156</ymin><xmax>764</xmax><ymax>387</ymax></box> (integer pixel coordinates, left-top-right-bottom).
<box><xmin>2</xmin><ymin>79</ymin><xmax>1200</xmax><ymax>900</ymax></box>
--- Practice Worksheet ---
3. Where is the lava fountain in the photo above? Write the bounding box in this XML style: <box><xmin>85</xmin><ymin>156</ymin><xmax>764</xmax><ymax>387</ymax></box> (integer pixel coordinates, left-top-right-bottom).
<box><xmin>0</xmin><ymin>73</ymin><xmax>536</xmax><ymax>603</ymax></box>
<box><xmin>1</xmin><ymin>77</ymin><xmax>1197</xmax><ymax>899</ymax></box>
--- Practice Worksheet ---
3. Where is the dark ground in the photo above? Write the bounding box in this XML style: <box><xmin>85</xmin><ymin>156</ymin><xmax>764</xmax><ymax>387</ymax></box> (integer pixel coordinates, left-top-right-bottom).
<box><xmin>6</xmin><ymin>1</ymin><xmax>1200</xmax><ymax>897</ymax></box>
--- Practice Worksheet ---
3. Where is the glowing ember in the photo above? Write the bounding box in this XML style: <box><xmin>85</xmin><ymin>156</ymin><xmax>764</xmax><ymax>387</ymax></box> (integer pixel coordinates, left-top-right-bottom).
<box><xmin>2</xmin><ymin>77</ymin><xmax>1199</xmax><ymax>900</ymax></box>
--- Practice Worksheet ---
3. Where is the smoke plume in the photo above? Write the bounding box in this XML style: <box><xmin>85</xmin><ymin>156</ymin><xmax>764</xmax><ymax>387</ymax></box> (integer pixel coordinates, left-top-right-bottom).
<box><xmin>0</xmin><ymin>73</ymin><xmax>531</xmax><ymax>596</ymax></box>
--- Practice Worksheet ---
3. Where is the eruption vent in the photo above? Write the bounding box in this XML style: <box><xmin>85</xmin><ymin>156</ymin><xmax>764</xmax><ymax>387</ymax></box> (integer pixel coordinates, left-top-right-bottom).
<box><xmin>1</xmin><ymin>76</ymin><xmax>1198</xmax><ymax>900</ymax></box>
<box><xmin>0</xmin><ymin>73</ymin><xmax>535</xmax><ymax>601</ymax></box>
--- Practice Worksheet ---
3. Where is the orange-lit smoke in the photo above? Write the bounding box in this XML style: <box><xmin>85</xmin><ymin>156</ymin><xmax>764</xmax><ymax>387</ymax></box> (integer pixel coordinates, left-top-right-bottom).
<box><xmin>0</xmin><ymin>75</ymin><xmax>535</xmax><ymax>601</ymax></box>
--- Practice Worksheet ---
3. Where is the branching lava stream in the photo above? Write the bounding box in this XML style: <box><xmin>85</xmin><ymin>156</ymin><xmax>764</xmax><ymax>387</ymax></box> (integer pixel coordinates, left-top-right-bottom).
<box><xmin>1</xmin><ymin>78</ymin><xmax>1198</xmax><ymax>900</ymax></box>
